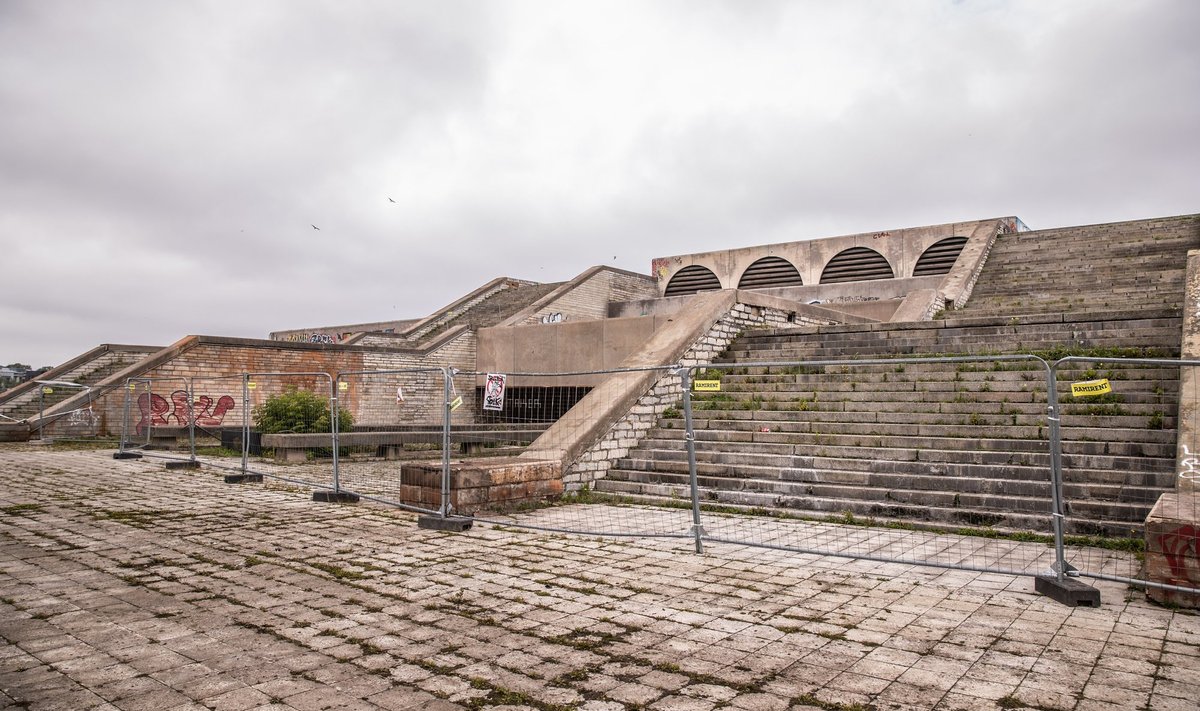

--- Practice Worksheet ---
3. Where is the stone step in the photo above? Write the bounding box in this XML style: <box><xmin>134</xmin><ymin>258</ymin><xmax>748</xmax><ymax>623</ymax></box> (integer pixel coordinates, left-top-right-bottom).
<box><xmin>606</xmin><ymin>463</ymin><xmax>1169</xmax><ymax>511</ymax></box>
<box><xmin>592</xmin><ymin>479</ymin><xmax>1149</xmax><ymax>536</ymax></box>
<box><xmin>682</xmin><ymin>406</ymin><xmax>1175</xmax><ymax>433</ymax></box>
<box><xmin>675</xmin><ymin>411</ymin><xmax>1174</xmax><ymax>444</ymax></box>
<box><xmin>629</xmin><ymin>437</ymin><xmax>1174</xmax><ymax>479</ymax></box>
<box><xmin>613</xmin><ymin>451</ymin><xmax>1174</xmax><ymax>493</ymax></box>
<box><xmin>646</xmin><ymin>426</ymin><xmax>1175</xmax><ymax>459</ymax></box>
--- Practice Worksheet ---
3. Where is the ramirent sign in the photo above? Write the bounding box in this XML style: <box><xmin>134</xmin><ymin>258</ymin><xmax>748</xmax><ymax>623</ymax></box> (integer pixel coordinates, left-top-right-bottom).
<box><xmin>1071</xmin><ymin>379</ymin><xmax>1112</xmax><ymax>397</ymax></box>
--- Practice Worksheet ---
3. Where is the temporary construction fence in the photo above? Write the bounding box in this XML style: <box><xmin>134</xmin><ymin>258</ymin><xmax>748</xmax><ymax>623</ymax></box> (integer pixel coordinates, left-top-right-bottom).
<box><xmin>1051</xmin><ymin>355</ymin><xmax>1196</xmax><ymax>599</ymax></box>
<box><xmin>27</xmin><ymin>379</ymin><xmax>101</xmax><ymax>440</ymax></box>
<box><xmin>112</xmin><ymin>356</ymin><xmax>1200</xmax><ymax>602</ymax></box>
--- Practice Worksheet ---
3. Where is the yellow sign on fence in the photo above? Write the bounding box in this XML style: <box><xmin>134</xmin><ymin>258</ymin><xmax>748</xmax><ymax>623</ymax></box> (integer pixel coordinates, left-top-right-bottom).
<box><xmin>1071</xmin><ymin>379</ymin><xmax>1112</xmax><ymax>397</ymax></box>
<box><xmin>693</xmin><ymin>380</ymin><xmax>721</xmax><ymax>392</ymax></box>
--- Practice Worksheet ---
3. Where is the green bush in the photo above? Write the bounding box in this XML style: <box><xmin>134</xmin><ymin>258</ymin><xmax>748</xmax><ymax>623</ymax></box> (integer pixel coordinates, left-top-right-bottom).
<box><xmin>253</xmin><ymin>387</ymin><xmax>353</xmax><ymax>434</ymax></box>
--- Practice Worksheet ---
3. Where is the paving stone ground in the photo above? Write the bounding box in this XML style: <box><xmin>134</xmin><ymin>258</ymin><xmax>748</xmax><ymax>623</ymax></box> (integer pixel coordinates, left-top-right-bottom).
<box><xmin>1</xmin><ymin>444</ymin><xmax>1198</xmax><ymax>711</ymax></box>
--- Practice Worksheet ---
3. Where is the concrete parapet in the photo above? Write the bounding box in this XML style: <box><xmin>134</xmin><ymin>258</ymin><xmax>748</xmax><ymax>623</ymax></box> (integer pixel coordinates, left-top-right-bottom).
<box><xmin>1176</xmin><ymin>249</ymin><xmax>1200</xmax><ymax>495</ymax></box>
<box><xmin>1145</xmin><ymin>492</ymin><xmax>1200</xmax><ymax>608</ymax></box>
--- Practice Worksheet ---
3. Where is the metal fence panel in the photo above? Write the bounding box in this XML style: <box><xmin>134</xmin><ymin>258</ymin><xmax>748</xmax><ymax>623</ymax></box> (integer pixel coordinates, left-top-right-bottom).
<box><xmin>459</xmin><ymin>366</ymin><xmax>699</xmax><ymax>540</ymax></box>
<box><xmin>681</xmin><ymin>356</ymin><xmax>1064</xmax><ymax>578</ymax></box>
<box><xmin>235</xmin><ymin>372</ymin><xmax>337</xmax><ymax>491</ymax></box>
<box><xmin>1051</xmin><ymin>356</ymin><xmax>1199</xmax><ymax>598</ymax></box>
<box><xmin>118</xmin><ymin>376</ymin><xmax>193</xmax><ymax>461</ymax></box>
<box><xmin>35</xmin><ymin>379</ymin><xmax>100</xmax><ymax>441</ymax></box>
<box><xmin>331</xmin><ymin>368</ymin><xmax>448</xmax><ymax>515</ymax></box>
<box><xmin>183</xmin><ymin>375</ymin><xmax>251</xmax><ymax>474</ymax></box>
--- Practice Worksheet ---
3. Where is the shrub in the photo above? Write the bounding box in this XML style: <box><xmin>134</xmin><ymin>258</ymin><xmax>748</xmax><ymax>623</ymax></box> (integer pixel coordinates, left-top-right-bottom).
<box><xmin>253</xmin><ymin>387</ymin><xmax>353</xmax><ymax>434</ymax></box>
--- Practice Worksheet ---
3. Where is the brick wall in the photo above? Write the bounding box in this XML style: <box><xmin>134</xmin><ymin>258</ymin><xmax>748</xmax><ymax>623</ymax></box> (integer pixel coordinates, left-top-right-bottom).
<box><xmin>42</xmin><ymin>334</ymin><xmax>481</xmax><ymax>439</ymax></box>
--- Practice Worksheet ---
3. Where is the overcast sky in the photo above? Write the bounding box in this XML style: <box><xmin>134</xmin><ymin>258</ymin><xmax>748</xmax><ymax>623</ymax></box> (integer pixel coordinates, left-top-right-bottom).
<box><xmin>2</xmin><ymin>0</ymin><xmax>1197</xmax><ymax>367</ymax></box>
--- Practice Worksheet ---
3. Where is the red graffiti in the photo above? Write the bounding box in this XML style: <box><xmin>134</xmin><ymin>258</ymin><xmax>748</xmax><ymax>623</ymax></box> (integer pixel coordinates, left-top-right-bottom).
<box><xmin>137</xmin><ymin>390</ymin><xmax>237</xmax><ymax>434</ymax></box>
<box><xmin>194</xmin><ymin>394</ymin><xmax>235</xmax><ymax>426</ymax></box>
<box><xmin>1158</xmin><ymin>525</ymin><xmax>1200</xmax><ymax>585</ymax></box>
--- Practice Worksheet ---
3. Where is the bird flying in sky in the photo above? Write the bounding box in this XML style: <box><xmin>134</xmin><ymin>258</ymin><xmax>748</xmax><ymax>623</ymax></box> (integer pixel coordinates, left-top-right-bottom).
<box><xmin>311</xmin><ymin>224</ymin><xmax>320</xmax><ymax>230</ymax></box>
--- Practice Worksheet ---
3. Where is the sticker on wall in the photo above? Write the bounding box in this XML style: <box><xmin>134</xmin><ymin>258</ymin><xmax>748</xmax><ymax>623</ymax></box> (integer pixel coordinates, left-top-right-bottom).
<box><xmin>1071</xmin><ymin>379</ymin><xmax>1112</xmax><ymax>397</ymax></box>
<box><xmin>483</xmin><ymin>373</ymin><xmax>507</xmax><ymax>411</ymax></box>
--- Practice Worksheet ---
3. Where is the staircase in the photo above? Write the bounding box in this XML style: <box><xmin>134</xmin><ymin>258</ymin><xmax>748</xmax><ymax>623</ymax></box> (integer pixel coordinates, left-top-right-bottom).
<box><xmin>593</xmin><ymin>215</ymin><xmax>1200</xmax><ymax>536</ymax></box>
<box><xmin>421</xmin><ymin>282</ymin><xmax>563</xmax><ymax>337</ymax></box>
<box><xmin>0</xmin><ymin>346</ymin><xmax>159</xmax><ymax>423</ymax></box>
<box><xmin>960</xmin><ymin>214</ymin><xmax>1200</xmax><ymax>317</ymax></box>
<box><xmin>597</xmin><ymin>315</ymin><xmax>1177</xmax><ymax>535</ymax></box>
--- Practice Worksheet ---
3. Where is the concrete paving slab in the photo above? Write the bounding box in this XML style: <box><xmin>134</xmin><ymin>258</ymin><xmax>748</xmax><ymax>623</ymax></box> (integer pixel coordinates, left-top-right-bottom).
<box><xmin>0</xmin><ymin>444</ymin><xmax>1198</xmax><ymax>710</ymax></box>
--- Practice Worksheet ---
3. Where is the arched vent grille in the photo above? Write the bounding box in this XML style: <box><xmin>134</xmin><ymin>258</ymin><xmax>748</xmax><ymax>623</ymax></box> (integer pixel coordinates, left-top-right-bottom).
<box><xmin>664</xmin><ymin>265</ymin><xmax>722</xmax><ymax>296</ymax></box>
<box><xmin>737</xmin><ymin>256</ymin><xmax>803</xmax><ymax>289</ymax></box>
<box><xmin>912</xmin><ymin>236</ymin><xmax>969</xmax><ymax>276</ymax></box>
<box><xmin>819</xmin><ymin>247</ymin><xmax>894</xmax><ymax>284</ymax></box>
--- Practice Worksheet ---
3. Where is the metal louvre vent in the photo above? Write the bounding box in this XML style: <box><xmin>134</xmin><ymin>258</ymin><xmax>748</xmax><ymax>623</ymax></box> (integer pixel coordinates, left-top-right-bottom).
<box><xmin>912</xmin><ymin>236</ymin><xmax>969</xmax><ymax>276</ymax></box>
<box><xmin>664</xmin><ymin>265</ymin><xmax>722</xmax><ymax>296</ymax></box>
<box><xmin>819</xmin><ymin>247</ymin><xmax>894</xmax><ymax>284</ymax></box>
<box><xmin>737</xmin><ymin>256</ymin><xmax>803</xmax><ymax>289</ymax></box>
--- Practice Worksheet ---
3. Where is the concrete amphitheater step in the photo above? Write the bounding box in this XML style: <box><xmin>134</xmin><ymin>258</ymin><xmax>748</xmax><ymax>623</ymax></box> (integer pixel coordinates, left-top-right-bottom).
<box><xmin>955</xmin><ymin>215</ymin><xmax>1200</xmax><ymax>316</ymax></box>
<box><xmin>610</xmin><ymin>455</ymin><xmax>1174</xmax><ymax>500</ymax></box>
<box><xmin>631</xmin><ymin>434</ymin><xmax>1173</xmax><ymax>476</ymax></box>
<box><xmin>590</xmin><ymin>478</ymin><xmax>1144</xmax><ymax>536</ymax></box>
<box><xmin>602</xmin><ymin>311</ymin><xmax>1184</xmax><ymax>535</ymax></box>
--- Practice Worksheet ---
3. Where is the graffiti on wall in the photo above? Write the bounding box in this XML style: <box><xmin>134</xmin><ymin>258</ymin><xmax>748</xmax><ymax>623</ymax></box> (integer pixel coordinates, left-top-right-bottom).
<box><xmin>540</xmin><ymin>312</ymin><xmax>564</xmax><ymax>323</ymax></box>
<box><xmin>67</xmin><ymin>407</ymin><xmax>100</xmax><ymax>428</ymax></box>
<box><xmin>282</xmin><ymin>332</ymin><xmax>353</xmax><ymax>344</ymax></box>
<box><xmin>1158</xmin><ymin>524</ymin><xmax>1200</xmax><ymax>588</ymax></box>
<box><xmin>137</xmin><ymin>391</ymin><xmax>237</xmax><ymax>434</ymax></box>
<box><xmin>1180</xmin><ymin>444</ymin><xmax>1199</xmax><ymax>481</ymax></box>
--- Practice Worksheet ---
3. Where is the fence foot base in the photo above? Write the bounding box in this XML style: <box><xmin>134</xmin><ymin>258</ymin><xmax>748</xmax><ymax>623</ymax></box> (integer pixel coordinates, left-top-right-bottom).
<box><xmin>1035</xmin><ymin>575</ymin><xmax>1101</xmax><ymax>607</ymax></box>
<box><xmin>112</xmin><ymin>452</ymin><xmax>143</xmax><ymax>460</ymax></box>
<box><xmin>313</xmin><ymin>490</ymin><xmax>360</xmax><ymax>504</ymax></box>
<box><xmin>224</xmin><ymin>474</ymin><xmax>263</xmax><ymax>484</ymax></box>
<box><xmin>418</xmin><ymin>515</ymin><xmax>473</xmax><ymax>532</ymax></box>
<box><xmin>165</xmin><ymin>460</ymin><xmax>200</xmax><ymax>470</ymax></box>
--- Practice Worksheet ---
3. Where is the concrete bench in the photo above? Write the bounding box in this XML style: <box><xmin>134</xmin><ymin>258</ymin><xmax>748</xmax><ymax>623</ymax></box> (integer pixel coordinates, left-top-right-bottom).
<box><xmin>260</xmin><ymin>426</ymin><xmax>548</xmax><ymax>463</ymax></box>
<box><xmin>138</xmin><ymin>426</ymin><xmax>239</xmax><ymax>449</ymax></box>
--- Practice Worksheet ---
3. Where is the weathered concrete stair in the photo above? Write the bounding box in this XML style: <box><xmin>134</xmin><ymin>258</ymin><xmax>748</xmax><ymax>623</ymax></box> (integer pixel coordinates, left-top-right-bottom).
<box><xmin>959</xmin><ymin>214</ymin><xmax>1200</xmax><ymax>317</ymax></box>
<box><xmin>596</xmin><ymin>311</ymin><xmax>1181</xmax><ymax>536</ymax></box>
<box><xmin>0</xmin><ymin>347</ymin><xmax>159</xmax><ymax>422</ymax></box>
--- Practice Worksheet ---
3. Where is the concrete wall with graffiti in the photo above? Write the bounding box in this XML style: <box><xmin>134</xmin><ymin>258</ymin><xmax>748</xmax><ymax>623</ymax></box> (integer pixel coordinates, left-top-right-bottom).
<box><xmin>38</xmin><ymin>335</ymin><xmax>482</xmax><ymax>439</ymax></box>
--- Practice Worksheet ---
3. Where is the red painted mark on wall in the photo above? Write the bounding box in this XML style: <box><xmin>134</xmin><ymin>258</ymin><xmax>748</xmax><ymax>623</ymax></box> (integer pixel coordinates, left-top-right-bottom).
<box><xmin>137</xmin><ymin>391</ymin><xmax>237</xmax><ymax>434</ymax></box>
<box><xmin>1158</xmin><ymin>524</ymin><xmax>1200</xmax><ymax>586</ymax></box>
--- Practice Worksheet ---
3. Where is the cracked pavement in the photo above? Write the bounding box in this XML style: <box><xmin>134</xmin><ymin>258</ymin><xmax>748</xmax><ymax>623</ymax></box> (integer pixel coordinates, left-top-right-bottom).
<box><xmin>1</xmin><ymin>445</ymin><xmax>1198</xmax><ymax>711</ymax></box>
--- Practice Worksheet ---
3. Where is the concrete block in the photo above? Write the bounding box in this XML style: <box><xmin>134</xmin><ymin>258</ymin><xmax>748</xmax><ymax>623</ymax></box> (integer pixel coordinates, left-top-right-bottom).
<box><xmin>312</xmin><ymin>490</ymin><xmax>360</xmax><ymax>504</ymax></box>
<box><xmin>1034</xmin><ymin>575</ymin><xmax>1102</xmax><ymax>607</ymax></box>
<box><xmin>1145</xmin><ymin>492</ymin><xmax>1200</xmax><ymax>608</ymax></box>
<box><xmin>417</xmin><ymin>515</ymin><xmax>473</xmax><ymax>531</ymax></box>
